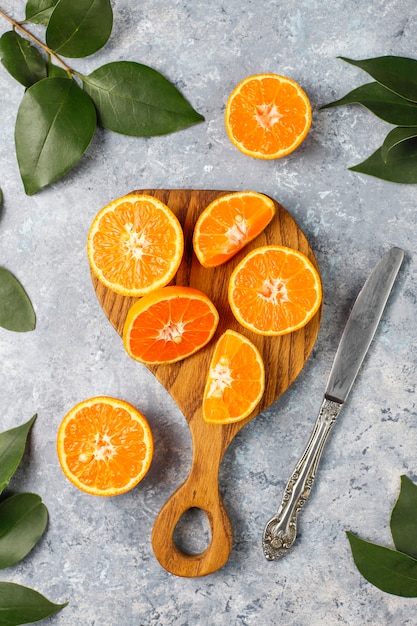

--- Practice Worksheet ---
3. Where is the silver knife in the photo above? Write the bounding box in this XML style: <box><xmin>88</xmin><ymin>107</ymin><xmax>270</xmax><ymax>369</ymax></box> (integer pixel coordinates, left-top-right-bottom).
<box><xmin>262</xmin><ymin>246</ymin><xmax>404</xmax><ymax>561</ymax></box>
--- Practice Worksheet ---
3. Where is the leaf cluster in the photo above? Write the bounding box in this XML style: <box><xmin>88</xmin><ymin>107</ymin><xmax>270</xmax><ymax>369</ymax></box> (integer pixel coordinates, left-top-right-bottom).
<box><xmin>0</xmin><ymin>0</ymin><xmax>204</xmax><ymax>195</ymax></box>
<box><xmin>322</xmin><ymin>56</ymin><xmax>417</xmax><ymax>183</ymax></box>
<box><xmin>0</xmin><ymin>191</ymin><xmax>36</xmax><ymax>332</ymax></box>
<box><xmin>347</xmin><ymin>475</ymin><xmax>417</xmax><ymax>596</ymax></box>
<box><xmin>0</xmin><ymin>416</ymin><xmax>67</xmax><ymax>624</ymax></box>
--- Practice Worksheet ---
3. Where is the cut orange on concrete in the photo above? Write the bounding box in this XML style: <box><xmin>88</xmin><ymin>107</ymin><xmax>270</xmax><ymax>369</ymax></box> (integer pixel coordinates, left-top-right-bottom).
<box><xmin>57</xmin><ymin>396</ymin><xmax>153</xmax><ymax>496</ymax></box>
<box><xmin>87</xmin><ymin>193</ymin><xmax>184</xmax><ymax>297</ymax></box>
<box><xmin>203</xmin><ymin>329</ymin><xmax>265</xmax><ymax>424</ymax></box>
<box><xmin>225</xmin><ymin>73</ymin><xmax>312</xmax><ymax>159</ymax></box>
<box><xmin>193</xmin><ymin>191</ymin><xmax>276</xmax><ymax>267</ymax></box>
<box><xmin>228</xmin><ymin>245</ymin><xmax>322</xmax><ymax>336</ymax></box>
<box><xmin>123</xmin><ymin>286</ymin><xmax>219</xmax><ymax>364</ymax></box>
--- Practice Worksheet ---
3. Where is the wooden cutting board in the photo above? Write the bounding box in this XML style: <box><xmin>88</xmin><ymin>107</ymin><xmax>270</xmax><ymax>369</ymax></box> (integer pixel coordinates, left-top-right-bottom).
<box><xmin>90</xmin><ymin>189</ymin><xmax>322</xmax><ymax>577</ymax></box>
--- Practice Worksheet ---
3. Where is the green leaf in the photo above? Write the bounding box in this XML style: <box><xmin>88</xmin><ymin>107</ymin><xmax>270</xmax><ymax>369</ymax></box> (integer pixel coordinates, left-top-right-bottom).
<box><xmin>0</xmin><ymin>582</ymin><xmax>67</xmax><ymax>625</ymax></box>
<box><xmin>46</xmin><ymin>0</ymin><xmax>113</xmax><ymax>58</ymax></box>
<box><xmin>82</xmin><ymin>61</ymin><xmax>205</xmax><ymax>136</ymax></box>
<box><xmin>340</xmin><ymin>56</ymin><xmax>417</xmax><ymax>103</ymax></box>
<box><xmin>350</xmin><ymin>137</ymin><xmax>417</xmax><ymax>183</ymax></box>
<box><xmin>0</xmin><ymin>31</ymin><xmax>47</xmax><ymax>88</ymax></box>
<box><xmin>47</xmin><ymin>60</ymin><xmax>69</xmax><ymax>78</ymax></box>
<box><xmin>25</xmin><ymin>0</ymin><xmax>59</xmax><ymax>25</ymax></box>
<box><xmin>0</xmin><ymin>493</ymin><xmax>48</xmax><ymax>569</ymax></box>
<box><xmin>15</xmin><ymin>77</ymin><xmax>96</xmax><ymax>195</ymax></box>
<box><xmin>0</xmin><ymin>416</ymin><xmax>36</xmax><ymax>495</ymax></box>
<box><xmin>0</xmin><ymin>267</ymin><xmax>36</xmax><ymax>332</ymax></box>
<box><xmin>321</xmin><ymin>82</ymin><xmax>417</xmax><ymax>126</ymax></box>
<box><xmin>347</xmin><ymin>531</ymin><xmax>417</xmax><ymax>596</ymax></box>
<box><xmin>381</xmin><ymin>126</ymin><xmax>417</xmax><ymax>162</ymax></box>
<box><xmin>390</xmin><ymin>475</ymin><xmax>417</xmax><ymax>559</ymax></box>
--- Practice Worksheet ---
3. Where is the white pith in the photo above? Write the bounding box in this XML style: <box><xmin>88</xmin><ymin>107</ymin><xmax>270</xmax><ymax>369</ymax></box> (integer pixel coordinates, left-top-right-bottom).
<box><xmin>123</xmin><ymin>223</ymin><xmax>151</xmax><ymax>260</ymax></box>
<box><xmin>207</xmin><ymin>357</ymin><xmax>233</xmax><ymax>398</ymax></box>
<box><xmin>223</xmin><ymin>215</ymin><xmax>249</xmax><ymax>251</ymax></box>
<box><xmin>259</xmin><ymin>277</ymin><xmax>289</xmax><ymax>303</ymax></box>
<box><xmin>255</xmin><ymin>103</ymin><xmax>282</xmax><ymax>129</ymax></box>
<box><xmin>79</xmin><ymin>432</ymin><xmax>115</xmax><ymax>463</ymax></box>
<box><xmin>158</xmin><ymin>320</ymin><xmax>185</xmax><ymax>344</ymax></box>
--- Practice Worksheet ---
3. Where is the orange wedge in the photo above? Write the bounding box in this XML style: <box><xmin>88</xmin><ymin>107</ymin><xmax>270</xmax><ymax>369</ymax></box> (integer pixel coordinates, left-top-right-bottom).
<box><xmin>228</xmin><ymin>245</ymin><xmax>322</xmax><ymax>335</ymax></box>
<box><xmin>57</xmin><ymin>396</ymin><xmax>153</xmax><ymax>496</ymax></box>
<box><xmin>87</xmin><ymin>193</ymin><xmax>184</xmax><ymax>297</ymax></box>
<box><xmin>193</xmin><ymin>191</ymin><xmax>276</xmax><ymax>267</ymax></box>
<box><xmin>123</xmin><ymin>286</ymin><xmax>219</xmax><ymax>364</ymax></box>
<box><xmin>202</xmin><ymin>329</ymin><xmax>265</xmax><ymax>424</ymax></box>
<box><xmin>225</xmin><ymin>73</ymin><xmax>312</xmax><ymax>159</ymax></box>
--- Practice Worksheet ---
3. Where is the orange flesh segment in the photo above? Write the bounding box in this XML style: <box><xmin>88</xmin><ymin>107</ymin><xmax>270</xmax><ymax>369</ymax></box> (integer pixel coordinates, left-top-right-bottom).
<box><xmin>123</xmin><ymin>286</ymin><xmax>219</xmax><ymax>364</ymax></box>
<box><xmin>88</xmin><ymin>194</ymin><xmax>183</xmax><ymax>296</ymax></box>
<box><xmin>203</xmin><ymin>329</ymin><xmax>265</xmax><ymax>424</ymax></box>
<box><xmin>57</xmin><ymin>397</ymin><xmax>153</xmax><ymax>496</ymax></box>
<box><xmin>228</xmin><ymin>246</ymin><xmax>322</xmax><ymax>335</ymax></box>
<box><xmin>225</xmin><ymin>74</ymin><xmax>312</xmax><ymax>159</ymax></box>
<box><xmin>193</xmin><ymin>191</ymin><xmax>276</xmax><ymax>267</ymax></box>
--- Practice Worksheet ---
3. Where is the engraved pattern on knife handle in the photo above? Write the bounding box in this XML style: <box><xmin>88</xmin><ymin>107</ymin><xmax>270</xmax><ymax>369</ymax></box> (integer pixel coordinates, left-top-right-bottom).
<box><xmin>262</xmin><ymin>398</ymin><xmax>343</xmax><ymax>560</ymax></box>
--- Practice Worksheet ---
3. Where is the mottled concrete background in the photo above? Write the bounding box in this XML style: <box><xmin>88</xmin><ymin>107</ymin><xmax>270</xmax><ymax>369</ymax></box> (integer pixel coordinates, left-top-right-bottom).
<box><xmin>1</xmin><ymin>1</ymin><xmax>416</xmax><ymax>624</ymax></box>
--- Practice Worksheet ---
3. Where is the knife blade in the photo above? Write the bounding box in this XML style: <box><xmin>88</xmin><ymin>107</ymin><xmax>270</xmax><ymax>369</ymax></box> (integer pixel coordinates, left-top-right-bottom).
<box><xmin>262</xmin><ymin>246</ymin><xmax>404</xmax><ymax>561</ymax></box>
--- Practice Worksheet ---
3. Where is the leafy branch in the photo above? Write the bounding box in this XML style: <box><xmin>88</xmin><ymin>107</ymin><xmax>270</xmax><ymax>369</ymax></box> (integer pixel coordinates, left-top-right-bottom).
<box><xmin>0</xmin><ymin>7</ymin><xmax>73</xmax><ymax>74</ymax></box>
<box><xmin>322</xmin><ymin>56</ymin><xmax>417</xmax><ymax>183</ymax></box>
<box><xmin>0</xmin><ymin>416</ymin><xmax>67</xmax><ymax>624</ymax></box>
<box><xmin>0</xmin><ymin>0</ymin><xmax>204</xmax><ymax>195</ymax></box>
<box><xmin>347</xmin><ymin>475</ymin><xmax>417</xmax><ymax>596</ymax></box>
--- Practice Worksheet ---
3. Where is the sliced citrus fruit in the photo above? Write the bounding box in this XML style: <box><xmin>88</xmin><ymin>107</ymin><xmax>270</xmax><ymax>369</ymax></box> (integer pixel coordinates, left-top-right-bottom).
<box><xmin>193</xmin><ymin>191</ymin><xmax>276</xmax><ymax>268</ymax></box>
<box><xmin>202</xmin><ymin>329</ymin><xmax>265</xmax><ymax>424</ymax></box>
<box><xmin>123</xmin><ymin>285</ymin><xmax>219</xmax><ymax>364</ymax></box>
<box><xmin>87</xmin><ymin>193</ymin><xmax>184</xmax><ymax>297</ymax></box>
<box><xmin>57</xmin><ymin>396</ymin><xmax>153</xmax><ymax>496</ymax></box>
<box><xmin>225</xmin><ymin>73</ymin><xmax>312</xmax><ymax>160</ymax></box>
<box><xmin>228</xmin><ymin>245</ymin><xmax>322</xmax><ymax>336</ymax></box>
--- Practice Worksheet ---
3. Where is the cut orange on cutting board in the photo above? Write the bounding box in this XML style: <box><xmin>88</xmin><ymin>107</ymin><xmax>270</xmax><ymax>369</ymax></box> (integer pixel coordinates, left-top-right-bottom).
<box><xmin>57</xmin><ymin>396</ymin><xmax>153</xmax><ymax>497</ymax></box>
<box><xmin>225</xmin><ymin>73</ymin><xmax>312</xmax><ymax>159</ymax></box>
<box><xmin>87</xmin><ymin>193</ymin><xmax>184</xmax><ymax>297</ymax></box>
<box><xmin>228</xmin><ymin>245</ymin><xmax>322</xmax><ymax>336</ymax></box>
<box><xmin>203</xmin><ymin>329</ymin><xmax>265</xmax><ymax>424</ymax></box>
<box><xmin>123</xmin><ymin>285</ymin><xmax>219</xmax><ymax>364</ymax></box>
<box><xmin>193</xmin><ymin>191</ymin><xmax>276</xmax><ymax>267</ymax></box>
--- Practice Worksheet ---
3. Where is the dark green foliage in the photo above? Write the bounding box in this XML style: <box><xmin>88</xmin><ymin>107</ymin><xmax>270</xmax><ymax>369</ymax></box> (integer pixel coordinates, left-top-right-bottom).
<box><xmin>322</xmin><ymin>56</ymin><xmax>417</xmax><ymax>183</ymax></box>
<box><xmin>347</xmin><ymin>475</ymin><xmax>417</xmax><ymax>596</ymax></box>
<box><xmin>0</xmin><ymin>267</ymin><xmax>36</xmax><ymax>332</ymax></box>
<box><xmin>15</xmin><ymin>77</ymin><xmax>97</xmax><ymax>195</ymax></box>
<box><xmin>0</xmin><ymin>0</ymin><xmax>204</xmax><ymax>194</ymax></box>
<box><xmin>0</xmin><ymin>417</ymin><xmax>67</xmax><ymax>623</ymax></box>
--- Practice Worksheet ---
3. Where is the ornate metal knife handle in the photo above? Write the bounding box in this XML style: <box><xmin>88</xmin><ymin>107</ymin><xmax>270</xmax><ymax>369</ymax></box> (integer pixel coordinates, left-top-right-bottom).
<box><xmin>262</xmin><ymin>398</ymin><xmax>342</xmax><ymax>560</ymax></box>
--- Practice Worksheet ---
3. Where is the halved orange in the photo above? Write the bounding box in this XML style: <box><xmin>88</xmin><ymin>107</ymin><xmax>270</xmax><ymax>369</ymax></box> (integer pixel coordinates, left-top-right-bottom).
<box><xmin>202</xmin><ymin>329</ymin><xmax>265</xmax><ymax>424</ymax></box>
<box><xmin>225</xmin><ymin>73</ymin><xmax>312</xmax><ymax>159</ymax></box>
<box><xmin>228</xmin><ymin>245</ymin><xmax>322</xmax><ymax>336</ymax></box>
<box><xmin>193</xmin><ymin>191</ymin><xmax>276</xmax><ymax>267</ymax></box>
<box><xmin>87</xmin><ymin>193</ymin><xmax>184</xmax><ymax>297</ymax></box>
<box><xmin>123</xmin><ymin>285</ymin><xmax>219</xmax><ymax>364</ymax></box>
<box><xmin>57</xmin><ymin>396</ymin><xmax>153</xmax><ymax>496</ymax></box>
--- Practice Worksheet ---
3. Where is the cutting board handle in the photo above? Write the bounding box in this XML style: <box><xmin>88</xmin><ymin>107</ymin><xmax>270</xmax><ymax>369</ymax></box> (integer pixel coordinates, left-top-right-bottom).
<box><xmin>151</xmin><ymin>481</ymin><xmax>232</xmax><ymax>578</ymax></box>
<box><xmin>151</xmin><ymin>421</ymin><xmax>233</xmax><ymax>577</ymax></box>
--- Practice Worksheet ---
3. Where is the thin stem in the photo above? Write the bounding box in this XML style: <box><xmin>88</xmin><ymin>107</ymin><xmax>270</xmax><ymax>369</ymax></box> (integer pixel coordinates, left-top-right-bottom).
<box><xmin>0</xmin><ymin>8</ymin><xmax>74</xmax><ymax>74</ymax></box>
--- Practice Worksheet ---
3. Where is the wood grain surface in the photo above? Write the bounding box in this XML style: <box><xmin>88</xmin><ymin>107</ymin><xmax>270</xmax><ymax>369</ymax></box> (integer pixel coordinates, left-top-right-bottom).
<box><xmin>90</xmin><ymin>189</ymin><xmax>322</xmax><ymax>577</ymax></box>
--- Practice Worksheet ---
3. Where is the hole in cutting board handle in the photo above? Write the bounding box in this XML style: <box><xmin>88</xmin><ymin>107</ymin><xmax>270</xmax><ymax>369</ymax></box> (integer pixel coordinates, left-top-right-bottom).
<box><xmin>151</xmin><ymin>477</ymin><xmax>233</xmax><ymax>577</ymax></box>
<box><xmin>173</xmin><ymin>507</ymin><xmax>212</xmax><ymax>555</ymax></box>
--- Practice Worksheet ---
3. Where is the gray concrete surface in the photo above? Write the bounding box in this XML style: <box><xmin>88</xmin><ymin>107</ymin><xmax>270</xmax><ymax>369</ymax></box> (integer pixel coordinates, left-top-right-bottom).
<box><xmin>0</xmin><ymin>1</ymin><xmax>416</xmax><ymax>624</ymax></box>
